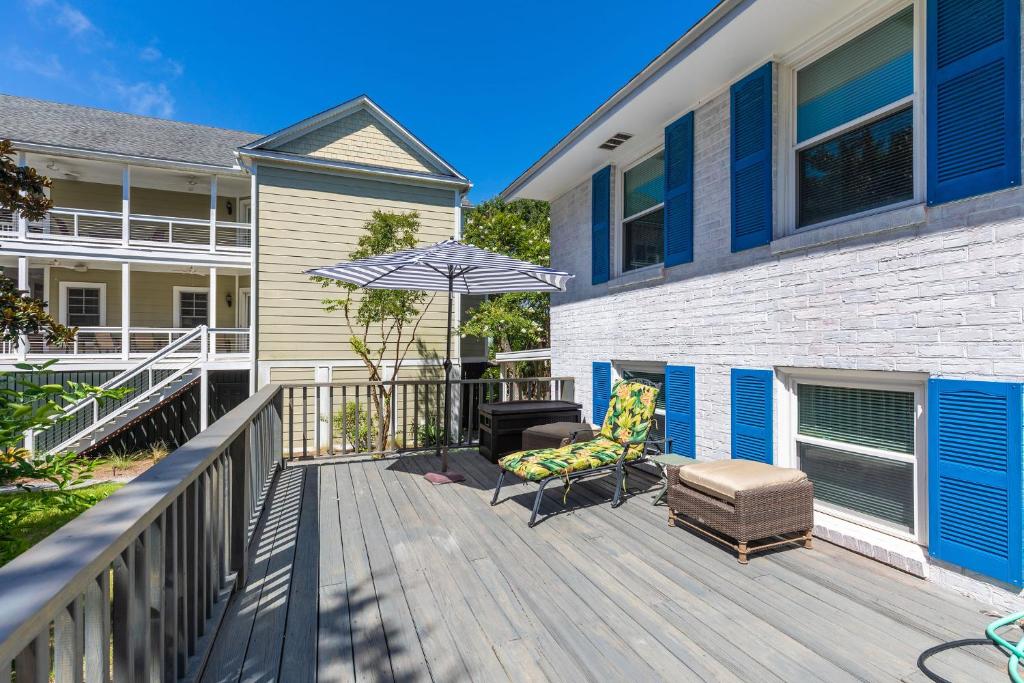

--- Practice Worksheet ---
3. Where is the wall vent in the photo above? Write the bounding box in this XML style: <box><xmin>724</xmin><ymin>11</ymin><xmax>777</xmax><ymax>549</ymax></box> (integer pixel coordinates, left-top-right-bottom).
<box><xmin>599</xmin><ymin>132</ymin><xmax>633</xmax><ymax>150</ymax></box>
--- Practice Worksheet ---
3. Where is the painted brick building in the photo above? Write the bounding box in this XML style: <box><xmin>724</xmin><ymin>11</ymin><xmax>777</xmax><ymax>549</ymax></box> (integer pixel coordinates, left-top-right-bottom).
<box><xmin>505</xmin><ymin>0</ymin><xmax>1024</xmax><ymax>609</ymax></box>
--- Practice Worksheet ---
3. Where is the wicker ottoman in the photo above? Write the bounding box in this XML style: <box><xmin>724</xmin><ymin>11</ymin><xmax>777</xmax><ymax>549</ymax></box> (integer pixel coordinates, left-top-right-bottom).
<box><xmin>521</xmin><ymin>422</ymin><xmax>598</xmax><ymax>450</ymax></box>
<box><xmin>667</xmin><ymin>460</ymin><xmax>813</xmax><ymax>564</ymax></box>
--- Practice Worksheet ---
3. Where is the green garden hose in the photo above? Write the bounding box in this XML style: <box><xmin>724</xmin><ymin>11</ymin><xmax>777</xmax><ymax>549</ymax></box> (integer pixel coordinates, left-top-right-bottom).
<box><xmin>987</xmin><ymin>612</ymin><xmax>1024</xmax><ymax>682</ymax></box>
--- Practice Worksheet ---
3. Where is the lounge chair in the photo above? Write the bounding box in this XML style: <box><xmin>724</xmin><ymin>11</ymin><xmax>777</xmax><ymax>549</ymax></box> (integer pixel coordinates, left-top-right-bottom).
<box><xmin>491</xmin><ymin>379</ymin><xmax>663</xmax><ymax>526</ymax></box>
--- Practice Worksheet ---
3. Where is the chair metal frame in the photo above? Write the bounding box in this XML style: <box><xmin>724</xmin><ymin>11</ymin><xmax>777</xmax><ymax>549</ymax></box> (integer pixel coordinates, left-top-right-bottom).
<box><xmin>491</xmin><ymin>379</ymin><xmax>669</xmax><ymax>526</ymax></box>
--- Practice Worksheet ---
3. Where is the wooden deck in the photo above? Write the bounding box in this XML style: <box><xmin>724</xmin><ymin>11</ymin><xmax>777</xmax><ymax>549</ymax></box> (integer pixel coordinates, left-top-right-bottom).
<box><xmin>201</xmin><ymin>451</ymin><xmax>1007</xmax><ymax>682</ymax></box>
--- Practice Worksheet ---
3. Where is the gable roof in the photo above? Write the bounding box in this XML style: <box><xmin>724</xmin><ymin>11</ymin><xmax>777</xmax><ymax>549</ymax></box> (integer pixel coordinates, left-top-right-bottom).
<box><xmin>0</xmin><ymin>93</ymin><xmax>260</xmax><ymax>170</ymax></box>
<box><xmin>240</xmin><ymin>95</ymin><xmax>468</xmax><ymax>184</ymax></box>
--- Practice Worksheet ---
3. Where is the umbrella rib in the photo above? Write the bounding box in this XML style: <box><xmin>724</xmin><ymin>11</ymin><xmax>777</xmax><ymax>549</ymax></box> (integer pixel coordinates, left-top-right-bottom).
<box><xmin>361</xmin><ymin>262</ymin><xmax>410</xmax><ymax>288</ymax></box>
<box><xmin>520</xmin><ymin>269</ymin><xmax>561</xmax><ymax>290</ymax></box>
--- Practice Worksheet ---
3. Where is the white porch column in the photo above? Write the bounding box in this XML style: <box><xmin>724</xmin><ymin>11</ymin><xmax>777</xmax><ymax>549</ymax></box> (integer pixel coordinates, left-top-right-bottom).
<box><xmin>209</xmin><ymin>175</ymin><xmax>218</xmax><ymax>253</ymax></box>
<box><xmin>209</xmin><ymin>267</ymin><xmax>218</xmax><ymax>356</ymax></box>
<box><xmin>16</xmin><ymin>152</ymin><xmax>27</xmax><ymax>239</ymax></box>
<box><xmin>121</xmin><ymin>263</ymin><xmax>130</xmax><ymax>360</ymax></box>
<box><xmin>121</xmin><ymin>167</ymin><xmax>131</xmax><ymax>246</ymax></box>
<box><xmin>17</xmin><ymin>256</ymin><xmax>28</xmax><ymax>360</ymax></box>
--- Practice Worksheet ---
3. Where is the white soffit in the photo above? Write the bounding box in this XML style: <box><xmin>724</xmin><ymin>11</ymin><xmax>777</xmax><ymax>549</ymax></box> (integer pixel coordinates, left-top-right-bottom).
<box><xmin>505</xmin><ymin>0</ymin><xmax>855</xmax><ymax>201</ymax></box>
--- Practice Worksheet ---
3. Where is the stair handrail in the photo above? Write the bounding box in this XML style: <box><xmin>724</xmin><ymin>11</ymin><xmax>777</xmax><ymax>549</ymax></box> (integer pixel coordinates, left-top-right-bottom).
<box><xmin>29</xmin><ymin>326</ymin><xmax>207</xmax><ymax>452</ymax></box>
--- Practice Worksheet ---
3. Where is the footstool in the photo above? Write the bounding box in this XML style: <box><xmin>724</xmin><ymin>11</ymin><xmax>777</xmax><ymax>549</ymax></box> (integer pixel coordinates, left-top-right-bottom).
<box><xmin>520</xmin><ymin>421</ymin><xmax>599</xmax><ymax>450</ymax></box>
<box><xmin>667</xmin><ymin>459</ymin><xmax>814</xmax><ymax>564</ymax></box>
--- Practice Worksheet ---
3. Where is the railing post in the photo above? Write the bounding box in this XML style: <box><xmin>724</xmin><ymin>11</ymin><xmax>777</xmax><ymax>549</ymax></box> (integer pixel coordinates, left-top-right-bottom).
<box><xmin>228</xmin><ymin>430</ymin><xmax>250</xmax><ymax>587</ymax></box>
<box><xmin>121</xmin><ymin>263</ymin><xmax>130</xmax><ymax>361</ymax></box>
<box><xmin>15</xmin><ymin>151</ymin><xmax>27</xmax><ymax>240</ymax></box>
<box><xmin>121</xmin><ymin>167</ymin><xmax>130</xmax><ymax>247</ymax></box>
<box><xmin>16</xmin><ymin>255</ymin><xmax>28</xmax><ymax>361</ymax></box>
<box><xmin>209</xmin><ymin>175</ymin><xmax>218</xmax><ymax>254</ymax></box>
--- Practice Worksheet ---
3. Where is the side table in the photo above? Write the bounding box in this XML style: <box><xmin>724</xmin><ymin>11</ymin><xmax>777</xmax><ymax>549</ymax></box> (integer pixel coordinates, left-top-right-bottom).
<box><xmin>649</xmin><ymin>452</ymin><xmax>696</xmax><ymax>506</ymax></box>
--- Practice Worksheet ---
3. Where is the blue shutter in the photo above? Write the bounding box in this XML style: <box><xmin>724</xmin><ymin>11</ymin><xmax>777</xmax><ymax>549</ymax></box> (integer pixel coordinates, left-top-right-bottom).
<box><xmin>664</xmin><ymin>112</ymin><xmax>694</xmax><ymax>267</ymax></box>
<box><xmin>592</xmin><ymin>361</ymin><xmax>611</xmax><ymax>425</ymax></box>
<box><xmin>927</xmin><ymin>0</ymin><xmax>1021</xmax><ymax>205</ymax></box>
<box><xmin>731</xmin><ymin>368</ymin><xmax>773</xmax><ymax>463</ymax></box>
<box><xmin>591</xmin><ymin>166</ymin><xmax>611</xmax><ymax>285</ymax></box>
<box><xmin>928</xmin><ymin>379</ymin><xmax>1022</xmax><ymax>586</ymax></box>
<box><xmin>730</xmin><ymin>63</ymin><xmax>773</xmax><ymax>253</ymax></box>
<box><xmin>665</xmin><ymin>365</ymin><xmax>695</xmax><ymax>457</ymax></box>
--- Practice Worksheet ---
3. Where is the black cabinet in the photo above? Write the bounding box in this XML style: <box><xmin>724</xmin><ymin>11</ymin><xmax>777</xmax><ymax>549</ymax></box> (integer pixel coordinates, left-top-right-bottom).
<box><xmin>478</xmin><ymin>400</ymin><xmax>582</xmax><ymax>462</ymax></box>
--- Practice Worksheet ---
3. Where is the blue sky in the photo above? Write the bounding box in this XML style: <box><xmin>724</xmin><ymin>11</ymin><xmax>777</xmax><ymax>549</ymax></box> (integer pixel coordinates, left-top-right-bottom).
<box><xmin>0</xmin><ymin>0</ymin><xmax>718</xmax><ymax>201</ymax></box>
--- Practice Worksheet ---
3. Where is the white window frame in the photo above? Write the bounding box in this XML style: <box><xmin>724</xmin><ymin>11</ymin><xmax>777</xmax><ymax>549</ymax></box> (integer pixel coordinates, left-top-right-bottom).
<box><xmin>172</xmin><ymin>286</ymin><xmax>210</xmax><ymax>328</ymax></box>
<box><xmin>236</xmin><ymin>287</ymin><xmax>251</xmax><ymax>328</ymax></box>
<box><xmin>59</xmin><ymin>281</ymin><xmax>107</xmax><ymax>327</ymax></box>
<box><xmin>614</xmin><ymin>146</ymin><xmax>666</xmax><ymax>277</ymax></box>
<box><xmin>777</xmin><ymin>0</ymin><xmax>925</xmax><ymax>236</ymax></box>
<box><xmin>777</xmin><ymin>368</ymin><xmax>928</xmax><ymax>544</ymax></box>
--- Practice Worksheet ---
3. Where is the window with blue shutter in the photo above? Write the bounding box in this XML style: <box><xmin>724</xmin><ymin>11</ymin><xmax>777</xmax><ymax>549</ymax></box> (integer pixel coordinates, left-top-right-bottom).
<box><xmin>665</xmin><ymin>365</ymin><xmax>695</xmax><ymax>456</ymax></box>
<box><xmin>664</xmin><ymin>113</ymin><xmax>694</xmax><ymax>267</ymax></box>
<box><xmin>730</xmin><ymin>63</ymin><xmax>773</xmax><ymax>252</ymax></box>
<box><xmin>592</xmin><ymin>361</ymin><xmax>611</xmax><ymax>425</ymax></box>
<box><xmin>591</xmin><ymin>167</ymin><xmax>611</xmax><ymax>285</ymax></box>
<box><xmin>928</xmin><ymin>379</ymin><xmax>1022</xmax><ymax>586</ymax></box>
<box><xmin>927</xmin><ymin>0</ymin><xmax>1021</xmax><ymax>205</ymax></box>
<box><xmin>731</xmin><ymin>368</ymin><xmax>773</xmax><ymax>463</ymax></box>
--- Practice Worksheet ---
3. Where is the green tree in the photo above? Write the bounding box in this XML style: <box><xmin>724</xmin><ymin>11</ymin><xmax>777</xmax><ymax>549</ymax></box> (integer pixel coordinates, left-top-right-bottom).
<box><xmin>459</xmin><ymin>198</ymin><xmax>551</xmax><ymax>378</ymax></box>
<box><xmin>311</xmin><ymin>210</ymin><xmax>435</xmax><ymax>453</ymax></box>
<box><xmin>0</xmin><ymin>139</ymin><xmax>75</xmax><ymax>347</ymax></box>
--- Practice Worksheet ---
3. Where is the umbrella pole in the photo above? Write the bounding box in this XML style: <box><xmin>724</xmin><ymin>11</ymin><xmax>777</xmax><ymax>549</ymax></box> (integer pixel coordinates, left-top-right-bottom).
<box><xmin>441</xmin><ymin>276</ymin><xmax>453</xmax><ymax>471</ymax></box>
<box><xmin>425</xmin><ymin>272</ymin><xmax>464</xmax><ymax>485</ymax></box>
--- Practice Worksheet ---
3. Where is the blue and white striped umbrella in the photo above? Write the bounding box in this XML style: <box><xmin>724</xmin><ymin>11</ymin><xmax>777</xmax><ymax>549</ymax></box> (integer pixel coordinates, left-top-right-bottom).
<box><xmin>306</xmin><ymin>238</ymin><xmax>574</xmax><ymax>294</ymax></box>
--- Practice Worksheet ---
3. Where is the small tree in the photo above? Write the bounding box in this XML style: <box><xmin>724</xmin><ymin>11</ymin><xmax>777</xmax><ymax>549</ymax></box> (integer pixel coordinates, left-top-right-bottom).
<box><xmin>312</xmin><ymin>211</ymin><xmax>435</xmax><ymax>453</ymax></box>
<box><xmin>459</xmin><ymin>198</ymin><xmax>551</xmax><ymax>379</ymax></box>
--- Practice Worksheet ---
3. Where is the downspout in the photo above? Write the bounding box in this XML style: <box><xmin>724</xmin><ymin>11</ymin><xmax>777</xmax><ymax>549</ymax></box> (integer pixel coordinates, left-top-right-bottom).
<box><xmin>236</xmin><ymin>151</ymin><xmax>259</xmax><ymax>393</ymax></box>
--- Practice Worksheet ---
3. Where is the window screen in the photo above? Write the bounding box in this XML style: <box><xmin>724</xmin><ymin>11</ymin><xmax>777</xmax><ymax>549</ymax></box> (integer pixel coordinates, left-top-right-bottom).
<box><xmin>623</xmin><ymin>152</ymin><xmax>664</xmax><ymax>218</ymax></box>
<box><xmin>66</xmin><ymin>287</ymin><xmax>101</xmax><ymax>327</ymax></box>
<box><xmin>622</xmin><ymin>152</ymin><xmax>665</xmax><ymax>272</ymax></box>
<box><xmin>178</xmin><ymin>291</ymin><xmax>209</xmax><ymax>328</ymax></box>
<box><xmin>798</xmin><ymin>384</ymin><xmax>915</xmax><ymax>454</ymax></box>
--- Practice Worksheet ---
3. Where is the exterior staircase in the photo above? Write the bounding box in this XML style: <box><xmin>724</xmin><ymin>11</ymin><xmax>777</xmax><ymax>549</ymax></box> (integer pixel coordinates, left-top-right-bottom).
<box><xmin>30</xmin><ymin>326</ymin><xmax>208</xmax><ymax>455</ymax></box>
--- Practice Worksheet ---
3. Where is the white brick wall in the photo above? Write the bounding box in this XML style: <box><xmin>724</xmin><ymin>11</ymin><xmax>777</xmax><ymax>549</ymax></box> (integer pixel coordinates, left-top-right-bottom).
<box><xmin>548</xmin><ymin>85</ymin><xmax>1024</xmax><ymax>606</ymax></box>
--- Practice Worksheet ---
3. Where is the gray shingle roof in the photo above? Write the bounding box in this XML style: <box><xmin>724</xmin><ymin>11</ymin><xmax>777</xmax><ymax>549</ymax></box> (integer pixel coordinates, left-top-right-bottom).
<box><xmin>0</xmin><ymin>94</ymin><xmax>261</xmax><ymax>168</ymax></box>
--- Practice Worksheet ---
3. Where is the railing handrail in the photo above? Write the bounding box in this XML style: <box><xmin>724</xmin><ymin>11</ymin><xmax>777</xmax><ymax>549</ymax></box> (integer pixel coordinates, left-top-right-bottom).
<box><xmin>47</xmin><ymin>206</ymin><xmax>121</xmax><ymax>219</ymax></box>
<box><xmin>99</xmin><ymin>326</ymin><xmax>206</xmax><ymax>390</ymax></box>
<box><xmin>0</xmin><ymin>383</ymin><xmax>282</xmax><ymax>666</ymax></box>
<box><xmin>278</xmin><ymin>376</ymin><xmax>575</xmax><ymax>390</ymax></box>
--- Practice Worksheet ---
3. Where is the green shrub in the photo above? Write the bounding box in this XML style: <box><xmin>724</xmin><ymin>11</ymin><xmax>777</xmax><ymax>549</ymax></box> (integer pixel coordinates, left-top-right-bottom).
<box><xmin>332</xmin><ymin>401</ymin><xmax>378</xmax><ymax>453</ymax></box>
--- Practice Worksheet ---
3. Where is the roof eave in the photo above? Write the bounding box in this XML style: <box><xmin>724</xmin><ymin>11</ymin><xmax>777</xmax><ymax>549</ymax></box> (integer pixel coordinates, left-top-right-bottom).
<box><xmin>500</xmin><ymin>0</ymin><xmax>741</xmax><ymax>200</ymax></box>
<box><xmin>238</xmin><ymin>147</ymin><xmax>472</xmax><ymax>190</ymax></box>
<box><xmin>9</xmin><ymin>140</ymin><xmax>247</xmax><ymax>175</ymax></box>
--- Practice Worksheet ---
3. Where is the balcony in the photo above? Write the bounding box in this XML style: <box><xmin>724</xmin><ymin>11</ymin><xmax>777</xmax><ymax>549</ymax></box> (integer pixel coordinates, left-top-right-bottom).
<box><xmin>1</xmin><ymin>327</ymin><xmax>250</xmax><ymax>360</ymax></box>
<box><xmin>0</xmin><ymin>153</ymin><xmax>252</xmax><ymax>261</ymax></box>
<box><xmin>0</xmin><ymin>382</ymin><xmax>1008</xmax><ymax>681</ymax></box>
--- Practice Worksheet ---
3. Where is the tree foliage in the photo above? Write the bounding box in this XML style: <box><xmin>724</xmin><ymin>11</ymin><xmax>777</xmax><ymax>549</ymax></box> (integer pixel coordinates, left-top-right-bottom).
<box><xmin>0</xmin><ymin>140</ymin><xmax>75</xmax><ymax>346</ymax></box>
<box><xmin>459</xmin><ymin>198</ymin><xmax>551</xmax><ymax>377</ymax></box>
<box><xmin>312</xmin><ymin>210</ymin><xmax>435</xmax><ymax>453</ymax></box>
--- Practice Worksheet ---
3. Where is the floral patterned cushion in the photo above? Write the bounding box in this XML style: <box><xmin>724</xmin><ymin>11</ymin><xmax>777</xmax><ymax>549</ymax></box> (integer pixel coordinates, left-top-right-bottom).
<box><xmin>598</xmin><ymin>380</ymin><xmax>660</xmax><ymax>445</ymax></box>
<box><xmin>498</xmin><ymin>436</ymin><xmax>644</xmax><ymax>482</ymax></box>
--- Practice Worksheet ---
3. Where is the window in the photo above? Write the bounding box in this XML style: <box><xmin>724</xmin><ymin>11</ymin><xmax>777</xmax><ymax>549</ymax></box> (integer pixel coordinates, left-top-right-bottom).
<box><xmin>795</xmin><ymin>6</ymin><xmax>915</xmax><ymax>228</ymax></box>
<box><xmin>621</xmin><ymin>150</ymin><xmax>664</xmax><ymax>272</ymax></box>
<box><xmin>793</xmin><ymin>382</ymin><xmax>920</xmax><ymax>536</ymax></box>
<box><xmin>59</xmin><ymin>282</ymin><xmax>106</xmax><ymax>327</ymax></box>
<box><xmin>175</xmin><ymin>289</ymin><xmax>209</xmax><ymax>328</ymax></box>
<box><xmin>619</xmin><ymin>365</ymin><xmax>666</xmax><ymax>441</ymax></box>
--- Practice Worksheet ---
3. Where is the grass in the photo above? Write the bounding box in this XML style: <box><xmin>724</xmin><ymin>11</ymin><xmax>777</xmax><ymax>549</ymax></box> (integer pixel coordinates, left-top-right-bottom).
<box><xmin>0</xmin><ymin>482</ymin><xmax>123</xmax><ymax>567</ymax></box>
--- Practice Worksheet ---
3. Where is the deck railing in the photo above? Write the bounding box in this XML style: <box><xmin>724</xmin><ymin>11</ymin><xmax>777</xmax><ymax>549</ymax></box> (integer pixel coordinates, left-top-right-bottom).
<box><xmin>0</xmin><ymin>384</ymin><xmax>283</xmax><ymax>682</ymax></box>
<box><xmin>12</xmin><ymin>327</ymin><xmax>250</xmax><ymax>359</ymax></box>
<box><xmin>280</xmin><ymin>376</ymin><xmax>576</xmax><ymax>459</ymax></box>
<box><xmin>7</xmin><ymin>207</ymin><xmax>251</xmax><ymax>254</ymax></box>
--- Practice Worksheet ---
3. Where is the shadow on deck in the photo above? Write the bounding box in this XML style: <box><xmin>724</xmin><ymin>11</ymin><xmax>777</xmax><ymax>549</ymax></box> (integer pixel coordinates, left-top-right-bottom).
<box><xmin>200</xmin><ymin>451</ymin><xmax>1007</xmax><ymax>682</ymax></box>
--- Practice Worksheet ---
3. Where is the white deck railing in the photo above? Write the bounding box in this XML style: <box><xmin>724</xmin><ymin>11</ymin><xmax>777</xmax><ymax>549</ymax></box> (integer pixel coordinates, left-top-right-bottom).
<box><xmin>12</xmin><ymin>327</ymin><xmax>249</xmax><ymax>360</ymax></box>
<box><xmin>8</xmin><ymin>207</ymin><xmax>250</xmax><ymax>254</ymax></box>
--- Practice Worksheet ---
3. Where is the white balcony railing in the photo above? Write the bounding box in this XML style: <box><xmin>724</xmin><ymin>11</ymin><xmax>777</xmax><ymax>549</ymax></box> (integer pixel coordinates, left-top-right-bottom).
<box><xmin>11</xmin><ymin>327</ymin><xmax>250</xmax><ymax>359</ymax></box>
<box><xmin>9</xmin><ymin>207</ymin><xmax>251</xmax><ymax>254</ymax></box>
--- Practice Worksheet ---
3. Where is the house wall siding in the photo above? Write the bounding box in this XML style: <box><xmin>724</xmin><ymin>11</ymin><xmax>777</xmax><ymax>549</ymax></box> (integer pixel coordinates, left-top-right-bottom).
<box><xmin>274</xmin><ymin>109</ymin><xmax>439</xmax><ymax>174</ymax></box>
<box><xmin>548</xmin><ymin>82</ymin><xmax>1024</xmax><ymax>605</ymax></box>
<box><xmin>255</xmin><ymin>164</ymin><xmax>455</xmax><ymax>371</ymax></box>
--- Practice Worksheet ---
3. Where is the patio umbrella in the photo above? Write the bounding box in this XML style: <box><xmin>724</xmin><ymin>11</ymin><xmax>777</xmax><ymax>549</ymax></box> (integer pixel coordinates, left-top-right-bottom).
<box><xmin>307</xmin><ymin>238</ymin><xmax>574</xmax><ymax>484</ymax></box>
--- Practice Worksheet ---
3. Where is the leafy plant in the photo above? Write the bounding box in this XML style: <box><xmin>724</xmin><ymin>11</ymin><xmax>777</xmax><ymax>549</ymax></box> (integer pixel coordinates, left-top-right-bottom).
<box><xmin>101</xmin><ymin>450</ymin><xmax>145</xmax><ymax>478</ymax></box>
<box><xmin>313</xmin><ymin>211</ymin><xmax>435</xmax><ymax>453</ymax></box>
<box><xmin>0</xmin><ymin>360</ymin><xmax>130</xmax><ymax>490</ymax></box>
<box><xmin>332</xmin><ymin>401</ymin><xmax>378</xmax><ymax>454</ymax></box>
<box><xmin>459</xmin><ymin>198</ymin><xmax>551</xmax><ymax>378</ymax></box>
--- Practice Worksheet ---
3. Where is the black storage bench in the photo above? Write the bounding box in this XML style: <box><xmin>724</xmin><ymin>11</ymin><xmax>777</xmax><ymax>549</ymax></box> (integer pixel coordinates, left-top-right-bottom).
<box><xmin>478</xmin><ymin>400</ymin><xmax>582</xmax><ymax>462</ymax></box>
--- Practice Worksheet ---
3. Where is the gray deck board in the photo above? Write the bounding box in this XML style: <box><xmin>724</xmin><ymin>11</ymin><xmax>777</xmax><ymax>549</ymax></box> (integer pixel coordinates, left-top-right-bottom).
<box><xmin>203</xmin><ymin>452</ymin><xmax>1007</xmax><ymax>682</ymax></box>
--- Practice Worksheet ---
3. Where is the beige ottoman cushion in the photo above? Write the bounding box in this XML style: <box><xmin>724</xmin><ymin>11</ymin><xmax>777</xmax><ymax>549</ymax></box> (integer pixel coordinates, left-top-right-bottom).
<box><xmin>678</xmin><ymin>459</ymin><xmax>807</xmax><ymax>503</ymax></box>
